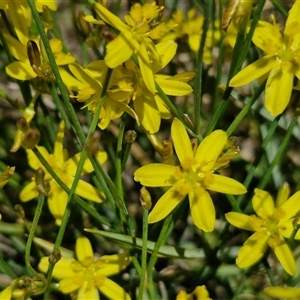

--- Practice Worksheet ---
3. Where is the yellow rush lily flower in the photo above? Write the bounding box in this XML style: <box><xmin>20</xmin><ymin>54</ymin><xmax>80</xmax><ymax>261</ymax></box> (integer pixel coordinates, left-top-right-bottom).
<box><xmin>85</xmin><ymin>2</ymin><xmax>168</xmax><ymax>94</ymax></box>
<box><xmin>230</xmin><ymin>0</ymin><xmax>300</xmax><ymax>116</ymax></box>
<box><xmin>226</xmin><ymin>186</ymin><xmax>300</xmax><ymax>276</ymax></box>
<box><xmin>19</xmin><ymin>122</ymin><xmax>107</xmax><ymax>225</ymax></box>
<box><xmin>134</xmin><ymin>118</ymin><xmax>246</xmax><ymax>232</ymax></box>
<box><xmin>38</xmin><ymin>236</ymin><xmax>131</xmax><ymax>300</ymax></box>
<box><xmin>176</xmin><ymin>285</ymin><xmax>211</xmax><ymax>300</ymax></box>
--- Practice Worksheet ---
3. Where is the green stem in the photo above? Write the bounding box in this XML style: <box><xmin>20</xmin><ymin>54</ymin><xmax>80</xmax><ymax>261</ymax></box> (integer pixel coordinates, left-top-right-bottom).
<box><xmin>194</xmin><ymin>0</ymin><xmax>212</xmax><ymax>134</ymax></box>
<box><xmin>138</xmin><ymin>209</ymin><xmax>149</xmax><ymax>300</ymax></box>
<box><xmin>25</xmin><ymin>195</ymin><xmax>45</xmax><ymax>278</ymax></box>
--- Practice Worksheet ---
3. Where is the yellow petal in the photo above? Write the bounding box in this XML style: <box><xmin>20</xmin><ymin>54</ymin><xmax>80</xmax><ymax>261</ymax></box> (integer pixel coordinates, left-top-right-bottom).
<box><xmin>280</xmin><ymin>191</ymin><xmax>300</xmax><ymax>218</ymax></box>
<box><xmin>205</xmin><ymin>174</ymin><xmax>246</xmax><ymax>195</ymax></box>
<box><xmin>35</xmin><ymin>0</ymin><xmax>57</xmax><ymax>12</ymax></box>
<box><xmin>0</xmin><ymin>166</ymin><xmax>15</xmax><ymax>189</ymax></box>
<box><xmin>105</xmin><ymin>32</ymin><xmax>135</xmax><ymax>68</ymax></box>
<box><xmin>229</xmin><ymin>55</ymin><xmax>275</xmax><ymax>87</ymax></box>
<box><xmin>134</xmin><ymin>93</ymin><xmax>160</xmax><ymax>134</ymax></box>
<box><xmin>94</xmin><ymin>3</ymin><xmax>129</xmax><ymax>32</ymax></box>
<box><xmin>98</xmin><ymin>277</ymin><xmax>131</xmax><ymax>300</ymax></box>
<box><xmin>171</xmin><ymin>118</ymin><xmax>194</xmax><ymax>169</ymax></box>
<box><xmin>97</xmin><ymin>253</ymin><xmax>131</xmax><ymax>276</ymax></box>
<box><xmin>59</xmin><ymin>277</ymin><xmax>81</xmax><ymax>293</ymax></box>
<box><xmin>189</xmin><ymin>187</ymin><xmax>215</xmax><ymax>232</ymax></box>
<box><xmin>3</xmin><ymin>33</ymin><xmax>27</xmax><ymax>60</ymax></box>
<box><xmin>154</xmin><ymin>95</ymin><xmax>171</xmax><ymax>119</ymax></box>
<box><xmin>264</xmin><ymin>287</ymin><xmax>300</xmax><ymax>299</ymax></box>
<box><xmin>75</xmin><ymin>180</ymin><xmax>105</xmax><ymax>202</ymax></box>
<box><xmin>148</xmin><ymin>181</ymin><xmax>186</xmax><ymax>223</ymax></box>
<box><xmin>78</xmin><ymin>286</ymin><xmax>99</xmax><ymax>300</ymax></box>
<box><xmin>274</xmin><ymin>242</ymin><xmax>296</xmax><ymax>276</ymax></box>
<box><xmin>53</xmin><ymin>122</ymin><xmax>65</xmax><ymax>164</ymax></box>
<box><xmin>195</xmin><ymin>130</ymin><xmax>227</xmax><ymax>172</ymax></box>
<box><xmin>252</xmin><ymin>189</ymin><xmax>274</xmax><ymax>218</ymax></box>
<box><xmin>5</xmin><ymin>61</ymin><xmax>36</xmax><ymax>81</ymax></box>
<box><xmin>0</xmin><ymin>285</ymin><xmax>12</xmax><ymax>299</ymax></box>
<box><xmin>76</xmin><ymin>236</ymin><xmax>94</xmax><ymax>262</ymax></box>
<box><xmin>152</xmin><ymin>40</ymin><xmax>177</xmax><ymax>73</ymax></box>
<box><xmin>19</xmin><ymin>181</ymin><xmax>38</xmax><ymax>202</ymax></box>
<box><xmin>138</xmin><ymin>42</ymin><xmax>156</xmax><ymax>94</ymax></box>
<box><xmin>134</xmin><ymin>164</ymin><xmax>179</xmax><ymax>187</ymax></box>
<box><xmin>236</xmin><ymin>232</ymin><xmax>269</xmax><ymax>268</ymax></box>
<box><xmin>225</xmin><ymin>212</ymin><xmax>253</xmax><ymax>231</ymax></box>
<box><xmin>155</xmin><ymin>76</ymin><xmax>192</xmax><ymax>96</ymax></box>
<box><xmin>285</xmin><ymin>0</ymin><xmax>300</xmax><ymax>46</ymax></box>
<box><xmin>47</xmin><ymin>187</ymin><xmax>67</xmax><ymax>225</ymax></box>
<box><xmin>265</xmin><ymin>61</ymin><xmax>294</xmax><ymax>116</ymax></box>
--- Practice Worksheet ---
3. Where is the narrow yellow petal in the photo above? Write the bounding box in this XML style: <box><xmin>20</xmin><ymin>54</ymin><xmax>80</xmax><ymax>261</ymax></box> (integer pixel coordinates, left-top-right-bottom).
<box><xmin>148</xmin><ymin>182</ymin><xmax>186</xmax><ymax>223</ymax></box>
<box><xmin>274</xmin><ymin>243</ymin><xmax>296</xmax><ymax>276</ymax></box>
<box><xmin>78</xmin><ymin>286</ymin><xmax>99</xmax><ymax>300</ymax></box>
<box><xmin>39</xmin><ymin>257</ymin><xmax>75</xmax><ymax>279</ymax></box>
<box><xmin>285</xmin><ymin>0</ymin><xmax>300</xmax><ymax>39</ymax></box>
<box><xmin>75</xmin><ymin>180</ymin><xmax>105</xmax><ymax>202</ymax></box>
<box><xmin>195</xmin><ymin>130</ymin><xmax>227</xmax><ymax>172</ymax></box>
<box><xmin>280</xmin><ymin>191</ymin><xmax>300</xmax><ymax>218</ymax></box>
<box><xmin>6</xmin><ymin>61</ymin><xmax>36</xmax><ymax>81</ymax></box>
<box><xmin>59</xmin><ymin>277</ymin><xmax>81</xmax><ymax>293</ymax></box>
<box><xmin>189</xmin><ymin>188</ymin><xmax>215</xmax><ymax>232</ymax></box>
<box><xmin>59</xmin><ymin>68</ymin><xmax>87</xmax><ymax>91</ymax></box>
<box><xmin>47</xmin><ymin>188</ymin><xmax>67</xmax><ymax>225</ymax></box>
<box><xmin>3</xmin><ymin>33</ymin><xmax>27</xmax><ymax>60</ymax></box>
<box><xmin>155</xmin><ymin>76</ymin><xmax>192</xmax><ymax>96</ymax></box>
<box><xmin>236</xmin><ymin>232</ymin><xmax>269</xmax><ymax>268</ymax></box>
<box><xmin>229</xmin><ymin>55</ymin><xmax>275</xmax><ymax>87</ymax></box>
<box><xmin>97</xmin><ymin>253</ymin><xmax>131</xmax><ymax>276</ymax></box>
<box><xmin>171</xmin><ymin>119</ymin><xmax>194</xmax><ymax>169</ymax></box>
<box><xmin>264</xmin><ymin>287</ymin><xmax>300</xmax><ymax>299</ymax></box>
<box><xmin>19</xmin><ymin>181</ymin><xmax>38</xmax><ymax>202</ymax></box>
<box><xmin>98</xmin><ymin>277</ymin><xmax>131</xmax><ymax>300</ymax></box>
<box><xmin>152</xmin><ymin>40</ymin><xmax>177</xmax><ymax>73</ymax></box>
<box><xmin>134</xmin><ymin>164</ymin><xmax>179</xmax><ymax>187</ymax></box>
<box><xmin>53</xmin><ymin>122</ymin><xmax>65</xmax><ymax>163</ymax></box>
<box><xmin>252</xmin><ymin>189</ymin><xmax>274</xmax><ymax>218</ymax></box>
<box><xmin>225</xmin><ymin>212</ymin><xmax>253</xmax><ymax>231</ymax></box>
<box><xmin>265</xmin><ymin>61</ymin><xmax>294</xmax><ymax>116</ymax></box>
<box><xmin>76</xmin><ymin>236</ymin><xmax>94</xmax><ymax>262</ymax></box>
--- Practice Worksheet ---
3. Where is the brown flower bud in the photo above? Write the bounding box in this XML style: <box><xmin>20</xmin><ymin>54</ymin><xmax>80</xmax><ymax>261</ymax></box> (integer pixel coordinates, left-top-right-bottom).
<box><xmin>48</xmin><ymin>249</ymin><xmax>61</xmax><ymax>264</ymax></box>
<box><xmin>124</xmin><ymin>130</ymin><xmax>137</xmax><ymax>143</ymax></box>
<box><xmin>22</xmin><ymin>128</ymin><xmax>40</xmax><ymax>149</ymax></box>
<box><xmin>27</xmin><ymin>40</ymin><xmax>41</xmax><ymax>69</ymax></box>
<box><xmin>78</xmin><ymin>11</ymin><xmax>92</xmax><ymax>37</ymax></box>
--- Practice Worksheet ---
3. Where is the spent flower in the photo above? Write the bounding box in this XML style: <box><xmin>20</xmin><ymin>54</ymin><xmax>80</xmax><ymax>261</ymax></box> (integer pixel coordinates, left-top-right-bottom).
<box><xmin>38</xmin><ymin>236</ymin><xmax>131</xmax><ymax>300</ymax></box>
<box><xmin>134</xmin><ymin>118</ymin><xmax>246</xmax><ymax>232</ymax></box>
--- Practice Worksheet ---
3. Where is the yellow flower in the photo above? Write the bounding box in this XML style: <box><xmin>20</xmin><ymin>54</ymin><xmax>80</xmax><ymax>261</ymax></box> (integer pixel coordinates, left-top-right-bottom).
<box><xmin>69</xmin><ymin>60</ymin><xmax>138</xmax><ymax>130</ymax></box>
<box><xmin>19</xmin><ymin>122</ymin><xmax>107</xmax><ymax>225</ymax></box>
<box><xmin>85</xmin><ymin>2</ymin><xmax>168</xmax><ymax>94</ymax></box>
<box><xmin>38</xmin><ymin>236</ymin><xmax>131</xmax><ymax>300</ymax></box>
<box><xmin>161</xmin><ymin>8</ymin><xmax>220</xmax><ymax>65</ymax></box>
<box><xmin>230</xmin><ymin>0</ymin><xmax>300</xmax><ymax>116</ymax></box>
<box><xmin>0</xmin><ymin>166</ymin><xmax>15</xmax><ymax>190</ymax></box>
<box><xmin>114</xmin><ymin>40</ymin><xmax>193</xmax><ymax>133</ymax></box>
<box><xmin>225</xmin><ymin>186</ymin><xmax>300</xmax><ymax>275</ymax></box>
<box><xmin>176</xmin><ymin>285</ymin><xmax>211</xmax><ymax>300</ymax></box>
<box><xmin>264</xmin><ymin>286</ymin><xmax>300</xmax><ymax>299</ymax></box>
<box><xmin>4</xmin><ymin>35</ymin><xmax>80</xmax><ymax>90</ymax></box>
<box><xmin>134</xmin><ymin>118</ymin><xmax>246</xmax><ymax>232</ymax></box>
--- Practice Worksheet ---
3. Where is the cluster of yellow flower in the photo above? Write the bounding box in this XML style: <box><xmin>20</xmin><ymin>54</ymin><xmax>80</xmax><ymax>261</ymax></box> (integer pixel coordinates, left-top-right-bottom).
<box><xmin>1</xmin><ymin>0</ymin><xmax>300</xmax><ymax>299</ymax></box>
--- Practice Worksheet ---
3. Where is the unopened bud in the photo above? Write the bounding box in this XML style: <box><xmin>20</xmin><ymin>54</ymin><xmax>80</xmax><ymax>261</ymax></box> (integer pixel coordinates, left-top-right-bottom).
<box><xmin>162</xmin><ymin>140</ymin><xmax>174</xmax><ymax>165</ymax></box>
<box><xmin>140</xmin><ymin>186</ymin><xmax>152</xmax><ymax>210</ymax></box>
<box><xmin>27</xmin><ymin>40</ymin><xmax>41</xmax><ymax>69</ymax></box>
<box><xmin>22</xmin><ymin>128</ymin><xmax>40</xmax><ymax>149</ymax></box>
<box><xmin>276</xmin><ymin>182</ymin><xmax>290</xmax><ymax>207</ymax></box>
<box><xmin>102</xmin><ymin>28</ymin><xmax>115</xmax><ymax>42</ymax></box>
<box><xmin>41</xmin><ymin>6</ymin><xmax>54</xmax><ymax>30</ymax></box>
<box><xmin>226</xmin><ymin>136</ymin><xmax>237</xmax><ymax>149</ymax></box>
<box><xmin>35</xmin><ymin>168</ymin><xmax>50</xmax><ymax>196</ymax></box>
<box><xmin>48</xmin><ymin>249</ymin><xmax>61</xmax><ymax>264</ymax></box>
<box><xmin>15</xmin><ymin>204</ymin><xmax>25</xmax><ymax>219</ymax></box>
<box><xmin>124</xmin><ymin>130</ymin><xmax>137</xmax><ymax>143</ymax></box>
<box><xmin>78</xmin><ymin>11</ymin><xmax>92</xmax><ymax>37</ymax></box>
<box><xmin>17</xmin><ymin>117</ymin><xmax>29</xmax><ymax>132</ymax></box>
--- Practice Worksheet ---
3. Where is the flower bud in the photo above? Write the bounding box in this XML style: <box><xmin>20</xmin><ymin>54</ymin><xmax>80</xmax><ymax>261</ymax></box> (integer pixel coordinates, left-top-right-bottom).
<box><xmin>0</xmin><ymin>166</ymin><xmax>15</xmax><ymax>189</ymax></box>
<box><xmin>124</xmin><ymin>130</ymin><xmax>137</xmax><ymax>143</ymax></box>
<box><xmin>276</xmin><ymin>182</ymin><xmax>290</xmax><ymax>207</ymax></box>
<box><xmin>22</xmin><ymin>128</ymin><xmax>40</xmax><ymax>149</ymax></box>
<box><xmin>35</xmin><ymin>168</ymin><xmax>50</xmax><ymax>196</ymax></box>
<box><xmin>162</xmin><ymin>140</ymin><xmax>175</xmax><ymax>165</ymax></box>
<box><xmin>27</xmin><ymin>40</ymin><xmax>41</xmax><ymax>69</ymax></box>
<box><xmin>140</xmin><ymin>186</ymin><xmax>152</xmax><ymax>210</ymax></box>
<box><xmin>78</xmin><ymin>11</ymin><xmax>92</xmax><ymax>37</ymax></box>
<box><xmin>15</xmin><ymin>204</ymin><xmax>25</xmax><ymax>219</ymax></box>
<box><xmin>16</xmin><ymin>117</ymin><xmax>29</xmax><ymax>132</ymax></box>
<box><xmin>48</xmin><ymin>249</ymin><xmax>61</xmax><ymax>264</ymax></box>
<box><xmin>41</xmin><ymin>5</ymin><xmax>54</xmax><ymax>30</ymax></box>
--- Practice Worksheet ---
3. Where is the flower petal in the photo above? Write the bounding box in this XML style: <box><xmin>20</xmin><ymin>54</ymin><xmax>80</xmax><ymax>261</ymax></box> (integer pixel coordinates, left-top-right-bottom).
<box><xmin>134</xmin><ymin>164</ymin><xmax>180</xmax><ymax>187</ymax></box>
<box><xmin>155</xmin><ymin>76</ymin><xmax>192</xmax><ymax>96</ymax></box>
<box><xmin>75</xmin><ymin>180</ymin><xmax>105</xmax><ymax>202</ymax></box>
<box><xmin>206</xmin><ymin>174</ymin><xmax>247</xmax><ymax>195</ymax></box>
<box><xmin>274</xmin><ymin>242</ymin><xmax>296</xmax><ymax>275</ymax></box>
<box><xmin>171</xmin><ymin>118</ymin><xmax>194</xmax><ymax>169</ymax></box>
<box><xmin>19</xmin><ymin>181</ymin><xmax>38</xmax><ymax>202</ymax></box>
<box><xmin>98</xmin><ymin>277</ymin><xmax>131</xmax><ymax>300</ymax></box>
<box><xmin>265</xmin><ymin>61</ymin><xmax>294</xmax><ymax>116</ymax></box>
<box><xmin>53</xmin><ymin>122</ymin><xmax>65</xmax><ymax>164</ymax></box>
<box><xmin>76</xmin><ymin>236</ymin><xmax>94</xmax><ymax>262</ymax></box>
<box><xmin>229</xmin><ymin>55</ymin><xmax>275</xmax><ymax>87</ymax></box>
<box><xmin>105</xmin><ymin>32</ymin><xmax>136</xmax><ymax>68</ymax></box>
<box><xmin>78</xmin><ymin>285</ymin><xmax>99</xmax><ymax>300</ymax></box>
<box><xmin>59</xmin><ymin>277</ymin><xmax>81</xmax><ymax>293</ymax></box>
<box><xmin>280</xmin><ymin>191</ymin><xmax>300</xmax><ymax>219</ymax></box>
<box><xmin>264</xmin><ymin>287</ymin><xmax>300</xmax><ymax>299</ymax></box>
<box><xmin>94</xmin><ymin>3</ymin><xmax>129</xmax><ymax>32</ymax></box>
<box><xmin>148</xmin><ymin>181</ymin><xmax>186</xmax><ymax>223</ymax></box>
<box><xmin>5</xmin><ymin>61</ymin><xmax>36</xmax><ymax>81</ymax></box>
<box><xmin>225</xmin><ymin>212</ymin><xmax>253</xmax><ymax>231</ymax></box>
<box><xmin>252</xmin><ymin>189</ymin><xmax>274</xmax><ymax>218</ymax></box>
<box><xmin>3</xmin><ymin>33</ymin><xmax>27</xmax><ymax>60</ymax></box>
<box><xmin>97</xmin><ymin>253</ymin><xmax>131</xmax><ymax>276</ymax></box>
<box><xmin>189</xmin><ymin>187</ymin><xmax>215</xmax><ymax>232</ymax></box>
<box><xmin>236</xmin><ymin>232</ymin><xmax>269</xmax><ymax>268</ymax></box>
<box><xmin>59</xmin><ymin>68</ymin><xmax>87</xmax><ymax>91</ymax></box>
<box><xmin>285</xmin><ymin>0</ymin><xmax>300</xmax><ymax>48</ymax></box>
<box><xmin>47</xmin><ymin>187</ymin><xmax>67</xmax><ymax>225</ymax></box>
<box><xmin>195</xmin><ymin>130</ymin><xmax>227</xmax><ymax>172</ymax></box>
<box><xmin>152</xmin><ymin>40</ymin><xmax>177</xmax><ymax>73</ymax></box>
